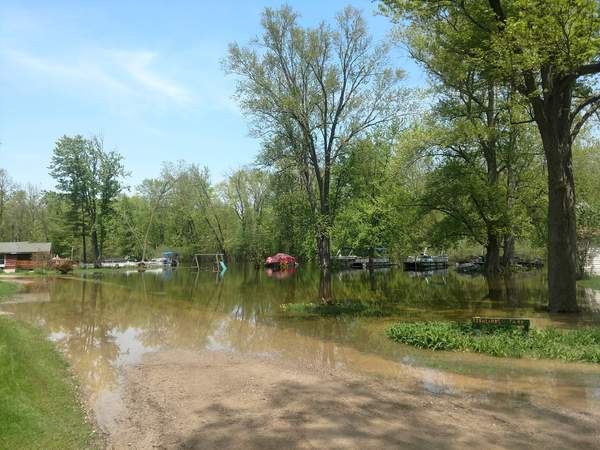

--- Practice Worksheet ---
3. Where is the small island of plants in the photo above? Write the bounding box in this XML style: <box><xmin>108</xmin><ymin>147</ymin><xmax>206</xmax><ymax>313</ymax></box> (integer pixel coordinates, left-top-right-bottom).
<box><xmin>386</xmin><ymin>321</ymin><xmax>600</xmax><ymax>363</ymax></box>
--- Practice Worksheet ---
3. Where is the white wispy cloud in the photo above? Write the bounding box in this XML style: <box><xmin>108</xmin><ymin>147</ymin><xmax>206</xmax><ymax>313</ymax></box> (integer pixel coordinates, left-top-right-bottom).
<box><xmin>2</xmin><ymin>48</ymin><xmax>193</xmax><ymax>106</ymax></box>
<box><xmin>115</xmin><ymin>51</ymin><xmax>192</xmax><ymax>104</ymax></box>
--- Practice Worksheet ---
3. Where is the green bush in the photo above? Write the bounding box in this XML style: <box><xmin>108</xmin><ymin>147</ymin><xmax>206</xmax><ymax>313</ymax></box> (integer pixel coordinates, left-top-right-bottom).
<box><xmin>386</xmin><ymin>321</ymin><xmax>600</xmax><ymax>363</ymax></box>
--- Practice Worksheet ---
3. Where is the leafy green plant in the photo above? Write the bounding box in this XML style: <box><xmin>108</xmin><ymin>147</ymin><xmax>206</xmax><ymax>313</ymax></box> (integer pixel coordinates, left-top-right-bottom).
<box><xmin>386</xmin><ymin>321</ymin><xmax>600</xmax><ymax>363</ymax></box>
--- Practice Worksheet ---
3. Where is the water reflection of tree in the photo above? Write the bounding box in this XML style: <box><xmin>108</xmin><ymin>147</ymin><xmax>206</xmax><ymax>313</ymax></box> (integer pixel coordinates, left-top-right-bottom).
<box><xmin>10</xmin><ymin>280</ymin><xmax>121</xmax><ymax>402</ymax></box>
<box><xmin>5</xmin><ymin>267</ymin><xmax>560</xmax><ymax>405</ymax></box>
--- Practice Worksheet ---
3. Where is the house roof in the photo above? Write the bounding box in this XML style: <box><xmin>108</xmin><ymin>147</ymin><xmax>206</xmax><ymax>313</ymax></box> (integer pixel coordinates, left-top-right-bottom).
<box><xmin>0</xmin><ymin>242</ymin><xmax>52</xmax><ymax>254</ymax></box>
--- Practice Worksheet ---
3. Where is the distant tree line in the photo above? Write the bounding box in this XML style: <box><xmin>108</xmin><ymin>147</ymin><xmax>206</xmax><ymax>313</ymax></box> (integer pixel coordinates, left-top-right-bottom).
<box><xmin>1</xmin><ymin>128</ymin><xmax>598</xmax><ymax>272</ymax></box>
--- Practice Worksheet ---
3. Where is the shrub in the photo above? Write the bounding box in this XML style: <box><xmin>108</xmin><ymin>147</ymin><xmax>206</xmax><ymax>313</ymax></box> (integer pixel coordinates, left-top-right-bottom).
<box><xmin>51</xmin><ymin>259</ymin><xmax>74</xmax><ymax>274</ymax></box>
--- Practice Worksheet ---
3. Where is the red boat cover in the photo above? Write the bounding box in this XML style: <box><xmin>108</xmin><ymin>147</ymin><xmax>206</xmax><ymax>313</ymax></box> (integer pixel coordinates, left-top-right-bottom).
<box><xmin>265</xmin><ymin>253</ymin><xmax>296</xmax><ymax>265</ymax></box>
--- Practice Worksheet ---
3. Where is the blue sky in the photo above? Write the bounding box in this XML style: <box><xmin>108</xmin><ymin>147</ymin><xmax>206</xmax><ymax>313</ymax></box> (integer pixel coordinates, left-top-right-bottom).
<box><xmin>0</xmin><ymin>1</ymin><xmax>423</xmax><ymax>191</ymax></box>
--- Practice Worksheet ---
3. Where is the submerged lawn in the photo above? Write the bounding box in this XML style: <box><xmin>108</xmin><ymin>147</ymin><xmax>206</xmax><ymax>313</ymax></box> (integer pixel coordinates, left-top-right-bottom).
<box><xmin>0</xmin><ymin>280</ymin><xmax>20</xmax><ymax>298</ymax></box>
<box><xmin>0</xmin><ymin>282</ymin><xmax>93</xmax><ymax>450</ymax></box>
<box><xmin>386</xmin><ymin>321</ymin><xmax>600</xmax><ymax>363</ymax></box>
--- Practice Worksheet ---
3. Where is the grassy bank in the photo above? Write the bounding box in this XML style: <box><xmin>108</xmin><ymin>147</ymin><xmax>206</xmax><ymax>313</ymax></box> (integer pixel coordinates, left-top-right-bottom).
<box><xmin>579</xmin><ymin>276</ymin><xmax>600</xmax><ymax>291</ymax></box>
<box><xmin>0</xmin><ymin>269</ymin><xmax>51</xmax><ymax>278</ymax></box>
<box><xmin>0</xmin><ymin>280</ymin><xmax>94</xmax><ymax>449</ymax></box>
<box><xmin>386</xmin><ymin>321</ymin><xmax>600</xmax><ymax>363</ymax></box>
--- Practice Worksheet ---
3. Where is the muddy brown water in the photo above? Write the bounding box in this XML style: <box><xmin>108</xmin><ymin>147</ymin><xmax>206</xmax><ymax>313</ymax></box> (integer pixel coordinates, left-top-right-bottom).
<box><xmin>2</xmin><ymin>267</ymin><xmax>600</xmax><ymax>441</ymax></box>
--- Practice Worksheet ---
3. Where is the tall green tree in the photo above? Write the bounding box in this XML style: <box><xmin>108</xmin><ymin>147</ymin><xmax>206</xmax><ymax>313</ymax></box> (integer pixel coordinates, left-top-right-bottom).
<box><xmin>225</xmin><ymin>5</ymin><xmax>406</xmax><ymax>301</ymax></box>
<box><xmin>404</xmin><ymin>97</ymin><xmax>544</xmax><ymax>274</ymax></box>
<box><xmin>49</xmin><ymin>135</ymin><xmax>126</xmax><ymax>264</ymax></box>
<box><xmin>137</xmin><ymin>164</ymin><xmax>179</xmax><ymax>262</ymax></box>
<box><xmin>223</xmin><ymin>168</ymin><xmax>272</xmax><ymax>264</ymax></box>
<box><xmin>381</xmin><ymin>0</ymin><xmax>600</xmax><ymax>311</ymax></box>
<box><xmin>42</xmin><ymin>191</ymin><xmax>77</xmax><ymax>258</ymax></box>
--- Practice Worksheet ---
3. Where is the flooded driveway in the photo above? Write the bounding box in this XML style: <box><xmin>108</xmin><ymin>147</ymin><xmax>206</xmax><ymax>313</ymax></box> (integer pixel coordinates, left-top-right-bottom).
<box><xmin>2</xmin><ymin>268</ymin><xmax>600</xmax><ymax>448</ymax></box>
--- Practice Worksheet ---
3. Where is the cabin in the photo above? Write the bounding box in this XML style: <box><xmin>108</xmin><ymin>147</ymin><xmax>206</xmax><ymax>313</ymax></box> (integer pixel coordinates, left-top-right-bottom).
<box><xmin>0</xmin><ymin>242</ymin><xmax>52</xmax><ymax>272</ymax></box>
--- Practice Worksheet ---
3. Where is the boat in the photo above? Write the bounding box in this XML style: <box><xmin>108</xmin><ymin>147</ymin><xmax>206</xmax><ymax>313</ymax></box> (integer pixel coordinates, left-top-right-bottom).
<box><xmin>161</xmin><ymin>251</ymin><xmax>179</xmax><ymax>267</ymax></box>
<box><xmin>404</xmin><ymin>252</ymin><xmax>448</xmax><ymax>271</ymax></box>
<box><xmin>137</xmin><ymin>251</ymin><xmax>179</xmax><ymax>270</ymax></box>
<box><xmin>265</xmin><ymin>253</ymin><xmax>296</xmax><ymax>269</ymax></box>
<box><xmin>334</xmin><ymin>247</ymin><xmax>392</xmax><ymax>269</ymax></box>
<box><xmin>100</xmin><ymin>258</ymin><xmax>138</xmax><ymax>269</ymax></box>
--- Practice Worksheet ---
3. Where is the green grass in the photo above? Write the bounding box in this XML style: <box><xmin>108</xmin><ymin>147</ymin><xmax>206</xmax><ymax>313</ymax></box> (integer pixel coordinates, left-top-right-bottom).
<box><xmin>386</xmin><ymin>320</ymin><xmax>600</xmax><ymax>363</ymax></box>
<box><xmin>578</xmin><ymin>276</ymin><xmax>600</xmax><ymax>291</ymax></box>
<box><xmin>0</xmin><ymin>270</ymin><xmax>50</xmax><ymax>278</ymax></box>
<box><xmin>0</xmin><ymin>316</ymin><xmax>94</xmax><ymax>449</ymax></box>
<box><xmin>0</xmin><ymin>280</ymin><xmax>20</xmax><ymax>299</ymax></box>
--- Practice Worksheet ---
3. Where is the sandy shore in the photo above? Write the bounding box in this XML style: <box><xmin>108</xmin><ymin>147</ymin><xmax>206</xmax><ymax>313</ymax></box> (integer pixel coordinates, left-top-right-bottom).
<box><xmin>103</xmin><ymin>349</ymin><xmax>599</xmax><ymax>450</ymax></box>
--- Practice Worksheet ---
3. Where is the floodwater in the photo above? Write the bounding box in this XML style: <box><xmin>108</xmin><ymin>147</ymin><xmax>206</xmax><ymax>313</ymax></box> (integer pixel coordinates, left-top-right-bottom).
<box><xmin>2</xmin><ymin>267</ymin><xmax>600</xmax><ymax>431</ymax></box>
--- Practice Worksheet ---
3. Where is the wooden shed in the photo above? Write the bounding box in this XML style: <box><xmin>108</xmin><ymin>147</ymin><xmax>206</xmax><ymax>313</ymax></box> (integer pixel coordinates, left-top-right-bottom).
<box><xmin>0</xmin><ymin>242</ymin><xmax>52</xmax><ymax>271</ymax></box>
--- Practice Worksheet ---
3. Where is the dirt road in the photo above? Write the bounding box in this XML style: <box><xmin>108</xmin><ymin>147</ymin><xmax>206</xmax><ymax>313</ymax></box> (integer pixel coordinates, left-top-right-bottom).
<box><xmin>103</xmin><ymin>349</ymin><xmax>599</xmax><ymax>449</ymax></box>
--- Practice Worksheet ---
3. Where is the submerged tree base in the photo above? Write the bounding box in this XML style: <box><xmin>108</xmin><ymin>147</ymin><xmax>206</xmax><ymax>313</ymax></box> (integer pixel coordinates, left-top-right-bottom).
<box><xmin>386</xmin><ymin>321</ymin><xmax>600</xmax><ymax>363</ymax></box>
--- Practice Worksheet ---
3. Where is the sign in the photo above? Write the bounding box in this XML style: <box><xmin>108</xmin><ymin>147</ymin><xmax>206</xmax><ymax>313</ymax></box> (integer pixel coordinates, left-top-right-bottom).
<box><xmin>471</xmin><ymin>317</ymin><xmax>530</xmax><ymax>332</ymax></box>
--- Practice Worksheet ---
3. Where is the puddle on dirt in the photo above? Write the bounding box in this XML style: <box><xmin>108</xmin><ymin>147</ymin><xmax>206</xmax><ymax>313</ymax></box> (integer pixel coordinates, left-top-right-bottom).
<box><xmin>2</xmin><ymin>267</ymin><xmax>600</xmax><ymax>430</ymax></box>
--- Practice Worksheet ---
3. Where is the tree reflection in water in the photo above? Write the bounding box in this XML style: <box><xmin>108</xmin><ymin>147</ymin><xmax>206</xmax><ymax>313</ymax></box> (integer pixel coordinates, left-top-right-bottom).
<box><xmin>2</xmin><ymin>267</ymin><xmax>599</xmax><ymax>412</ymax></box>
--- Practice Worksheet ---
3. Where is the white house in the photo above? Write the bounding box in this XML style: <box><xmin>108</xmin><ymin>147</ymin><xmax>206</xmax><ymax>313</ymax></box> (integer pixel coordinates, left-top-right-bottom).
<box><xmin>584</xmin><ymin>247</ymin><xmax>600</xmax><ymax>275</ymax></box>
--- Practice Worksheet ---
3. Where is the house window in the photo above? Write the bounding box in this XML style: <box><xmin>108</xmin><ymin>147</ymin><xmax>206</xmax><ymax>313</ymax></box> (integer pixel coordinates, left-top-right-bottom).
<box><xmin>0</xmin><ymin>254</ymin><xmax>4</xmax><ymax>266</ymax></box>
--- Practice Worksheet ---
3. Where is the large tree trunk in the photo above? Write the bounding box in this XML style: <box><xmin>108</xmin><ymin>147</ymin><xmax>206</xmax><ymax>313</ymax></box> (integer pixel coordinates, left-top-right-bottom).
<box><xmin>141</xmin><ymin>207</ymin><xmax>157</xmax><ymax>262</ymax></box>
<box><xmin>482</xmin><ymin>82</ymin><xmax>502</xmax><ymax>277</ymax></box>
<box><xmin>318</xmin><ymin>234</ymin><xmax>332</xmax><ymax>303</ymax></box>
<box><xmin>91</xmin><ymin>227</ymin><xmax>101</xmax><ymax>268</ymax></box>
<box><xmin>99</xmin><ymin>220</ymin><xmax>105</xmax><ymax>263</ymax></box>
<box><xmin>544</xmin><ymin>141</ymin><xmax>578</xmax><ymax>312</ymax></box>
<box><xmin>534</xmin><ymin>84</ymin><xmax>579</xmax><ymax>313</ymax></box>
<box><xmin>486</xmin><ymin>274</ymin><xmax>503</xmax><ymax>301</ymax></box>
<box><xmin>485</xmin><ymin>230</ymin><xmax>502</xmax><ymax>275</ymax></box>
<box><xmin>502</xmin><ymin>233</ymin><xmax>515</xmax><ymax>268</ymax></box>
<box><xmin>504</xmin><ymin>273</ymin><xmax>518</xmax><ymax>306</ymax></box>
<box><xmin>81</xmin><ymin>206</ymin><xmax>87</xmax><ymax>263</ymax></box>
